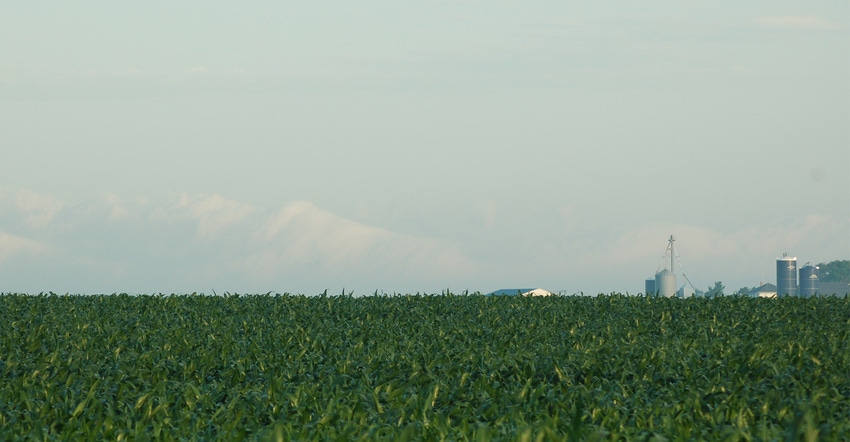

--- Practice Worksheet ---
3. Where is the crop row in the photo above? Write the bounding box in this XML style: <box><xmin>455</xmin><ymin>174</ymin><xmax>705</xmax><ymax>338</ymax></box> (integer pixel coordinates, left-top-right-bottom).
<box><xmin>1</xmin><ymin>294</ymin><xmax>848</xmax><ymax>440</ymax></box>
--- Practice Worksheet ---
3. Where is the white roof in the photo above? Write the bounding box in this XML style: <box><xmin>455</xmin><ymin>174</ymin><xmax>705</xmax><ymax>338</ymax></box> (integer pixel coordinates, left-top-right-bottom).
<box><xmin>523</xmin><ymin>288</ymin><xmax>554</xmax><ymax>297</ymax></box>
<box><xmin>487</xmin><ymin>288</ymin><xmax>554</xmax><ymax>297</ymax></box>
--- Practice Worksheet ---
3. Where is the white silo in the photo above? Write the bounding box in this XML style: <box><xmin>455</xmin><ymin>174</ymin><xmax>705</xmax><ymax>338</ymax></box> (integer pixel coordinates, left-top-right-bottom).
<box><xmin>655</xmin><ymin>269</ymin><xmax>676</xmax><ymax>298</ymax></box>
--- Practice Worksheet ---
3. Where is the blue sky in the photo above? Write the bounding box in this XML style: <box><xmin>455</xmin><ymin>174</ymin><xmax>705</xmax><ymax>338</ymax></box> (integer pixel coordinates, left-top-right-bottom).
<box><xmin>1</xmin><ymin>2</ymin><xmax>848</xmax><ymax>295</ymax></box>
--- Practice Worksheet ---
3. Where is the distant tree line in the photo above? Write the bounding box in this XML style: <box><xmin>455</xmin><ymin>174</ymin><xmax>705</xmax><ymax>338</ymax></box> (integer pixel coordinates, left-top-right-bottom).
<box><xmin>818</xmin><ymin>260</ymin><xmax>850</xmax><ymax>283</ymax></box>
<box><xmin>705</xmin><ymin>281</ymin><xmax>725</xmax><ymax>298</ymax></box>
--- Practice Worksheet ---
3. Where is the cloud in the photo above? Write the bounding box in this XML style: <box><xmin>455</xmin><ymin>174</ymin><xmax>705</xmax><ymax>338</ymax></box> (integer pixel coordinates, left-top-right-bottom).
<box><xmin>754</xmin><ymin>16</ymin><xmax>838</xmax><ymax>30</ymax></box>
<box><xmin>68</xmin><ymin>192</ymin><xmax>133</xmax><ymax>225</ymax></box>
<box><xmin>239</xmin><ymin>200</ymin><xmax>478</xmax><ymax>287</ymax></box>
<box><xmin>0</xmin><ymin>230</ymin><xmax>47</xmax><ymax>263</ymax></box>
<box><xmin>0</xmin><ymin>190</ymin><xmax>479</xmax><ymax>293</ymax></box>
<box><xmin>0</xmin><ymin>189</ymin><xmax>64</xmax><ymax>229</ymax></box>
<box><xmin>174</xmin><ymin>193</ymin><xmax>258</xmax><ymax>239</ymax></box>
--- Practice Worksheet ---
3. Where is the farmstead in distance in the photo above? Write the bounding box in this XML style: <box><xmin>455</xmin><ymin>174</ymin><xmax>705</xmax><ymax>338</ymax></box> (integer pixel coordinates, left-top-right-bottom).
<box><xmin>644</xmin><ymin>236</ymin><xmax>849</xmax><ymax>298</ymax></box>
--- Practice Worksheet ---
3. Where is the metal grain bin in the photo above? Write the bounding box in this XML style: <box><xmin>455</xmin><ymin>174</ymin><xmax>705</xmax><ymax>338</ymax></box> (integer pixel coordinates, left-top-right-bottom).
<box><xmin>645</xmin><ymin>279</ymin><xmax>657</xmax><ymax>296</ymax></box>
<box><xmin>799</xmin><ymin>265</ymin><xmax>819</xmax><ymax>298</ymax></box>
<box><xmin>776</xmin><ymin>254</ymin><xmax>798</xmax><ymax>297</ymax></box>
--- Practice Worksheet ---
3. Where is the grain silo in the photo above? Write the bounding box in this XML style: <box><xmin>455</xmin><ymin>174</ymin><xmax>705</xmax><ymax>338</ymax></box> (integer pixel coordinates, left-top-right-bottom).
<box><xmin>645</xmin><ymin>235</ymin><xmax>696</xmax><ymax>297</ymax></box>
<box><xmin>799</xmin><ymin>264</ymin><xmax>819</xmax><ymax>298</ymax></box>
<box><xmin>776</xmin><ymin>253</ymin><xmax>798</xmax><ymax>297</ymax></box>
<box><xmin>655</xmin><ymin>269</ymin><xmax>676</xmax><ymax>298</ymax></box>
<box><xmin>645</xmin><ymin>279</ymin><xmax>656</xmax><ymax>296</ymax></box>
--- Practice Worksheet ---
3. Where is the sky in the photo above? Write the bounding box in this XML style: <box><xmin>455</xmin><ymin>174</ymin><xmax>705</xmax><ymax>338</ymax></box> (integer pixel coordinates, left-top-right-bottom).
<box><xmin>1</xmin><ymin>1</ymin><xmax>848</xmax><ymax>295</ymax></box>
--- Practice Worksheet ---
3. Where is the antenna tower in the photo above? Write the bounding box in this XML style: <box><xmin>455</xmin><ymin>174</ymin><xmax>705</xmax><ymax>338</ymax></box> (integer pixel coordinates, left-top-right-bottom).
<box><xmin>656</xmin><ymin>234</ymin><xmax>697</xmax><ymax>294</ymax></box>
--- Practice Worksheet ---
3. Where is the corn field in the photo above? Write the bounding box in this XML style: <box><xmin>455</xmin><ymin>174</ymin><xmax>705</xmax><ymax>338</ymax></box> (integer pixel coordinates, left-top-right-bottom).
<box><xmin>1</xmin><ymin>293</ymin><xmax>848</xmax><ymax>440</ymax></box>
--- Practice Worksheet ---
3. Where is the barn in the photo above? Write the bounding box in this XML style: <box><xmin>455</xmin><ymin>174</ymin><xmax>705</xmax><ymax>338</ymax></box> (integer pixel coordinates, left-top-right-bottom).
<box><xmin>485</xmin><ymin>288</ymin><xmax>554</xmax><ymax>297</ymax></box>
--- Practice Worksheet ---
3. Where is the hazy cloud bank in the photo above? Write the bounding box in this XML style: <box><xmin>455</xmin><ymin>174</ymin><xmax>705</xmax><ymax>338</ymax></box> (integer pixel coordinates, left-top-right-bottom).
<box><xmin>0</xmin><ymin>190</ymin><xmax>846</xmax><ymax>295</ymax></box>
<box><xmin>0</xmin><ymin>190</ymin><xmax>478</xmax><ymax>294</ymax></box>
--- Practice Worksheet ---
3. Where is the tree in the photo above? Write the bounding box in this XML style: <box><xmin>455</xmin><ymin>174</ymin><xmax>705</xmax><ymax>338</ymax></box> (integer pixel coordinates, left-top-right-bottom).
<box><xmin>706</xmin><ymin>281</ymin><xmax>725</xmax><ymax>298</ymax></box>
<box><xmin>818</xmin><ymin>260</ymin><xmax>850</xmax><ymax>282</ymax></box>
<box><xmin>733</xmin><ymin>286</ymin><xmax>751</xmax><ymax>296</ymax></box>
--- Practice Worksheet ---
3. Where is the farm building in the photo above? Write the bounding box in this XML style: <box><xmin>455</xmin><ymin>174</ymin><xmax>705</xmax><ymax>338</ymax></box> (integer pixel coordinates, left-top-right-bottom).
<box><xmin>486</xmin><ymin>288</ymin><xmax>554</xmax><ymax>297</ymax></box>
<box><xmin>676</xmin><ymin>284</ymin><xmax>697</xmax><ymax>298</ymax></box>
<box><xmin>747</xmin><ymin>283</ymin><xmax>777</xmax><ymax>298</ymax></box>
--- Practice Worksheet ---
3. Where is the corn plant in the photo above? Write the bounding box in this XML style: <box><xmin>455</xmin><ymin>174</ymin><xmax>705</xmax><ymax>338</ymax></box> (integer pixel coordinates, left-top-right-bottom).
<box><xmin>0</xmin><ymin>293</ymin><xmax>847</xmax><ymax>440</ymax></box>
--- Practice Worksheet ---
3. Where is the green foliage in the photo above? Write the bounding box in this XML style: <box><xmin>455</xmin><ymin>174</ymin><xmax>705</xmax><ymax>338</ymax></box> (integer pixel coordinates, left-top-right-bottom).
<box><xmin>705</xmin><ymin>281</ymin><xmax>725</xmax><ymax>298</ymax></box>
<box><xmin>733</xmin><ymin>286</ymin><xmax>751</xmax><ymax>296</ymax></box>
<box><xmin>1</xmin><ymin>293</ymin><xmax>848</xmax><ymax>440</ymax></box>
<box><xmin>818</xmin><ymin>260</ymin><xmax>850</xmax><ymax>283</ymax></box>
